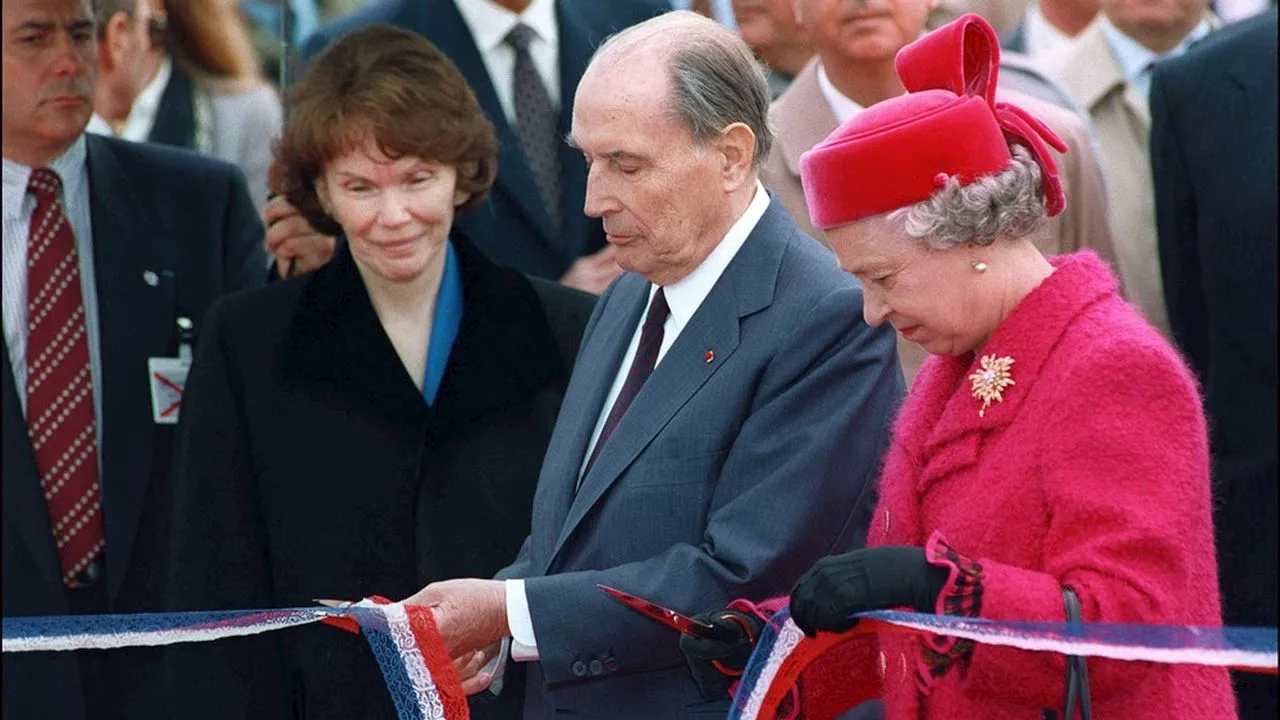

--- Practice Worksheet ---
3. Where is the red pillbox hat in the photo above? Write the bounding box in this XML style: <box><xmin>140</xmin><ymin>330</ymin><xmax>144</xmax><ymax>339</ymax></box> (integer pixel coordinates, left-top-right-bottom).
<box><xmin>800</xmin><ymin>14</ymin><xmax>1068</xmax><ymax>231</ymax></box>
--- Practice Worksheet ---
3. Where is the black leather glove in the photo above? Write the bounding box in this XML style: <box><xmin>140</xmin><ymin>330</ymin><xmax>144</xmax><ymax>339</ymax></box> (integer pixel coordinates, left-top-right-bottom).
<box><xmin>790</xmin><ymin>546</ymin><xmax>949</xmax><ymax>638</ymax></box>
<box><xmin>679</xmin><ymin>609</ymin><xmax>764</xmax><ymax>701</ymax></box>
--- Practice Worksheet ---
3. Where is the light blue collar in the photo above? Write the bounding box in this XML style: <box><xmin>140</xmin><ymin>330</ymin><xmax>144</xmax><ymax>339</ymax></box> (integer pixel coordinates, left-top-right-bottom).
<box><xmin>422</xmin><ymin>241</ymin><xmax>463</xmax><ymax>406</ymax></box>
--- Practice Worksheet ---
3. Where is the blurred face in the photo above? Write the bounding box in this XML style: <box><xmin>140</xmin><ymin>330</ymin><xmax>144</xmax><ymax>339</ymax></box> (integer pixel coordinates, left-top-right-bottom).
<box><xmin>97</xmin><ymin>0</ymin><xmax>161</xmax><ymax>118</ymax></box>
<box><xmin>2</xmin><ymin>0</ymin><xmax>97</xmax><ymax>165</ymax></box>
<box><xmin>827</xmin><ymin>213</ymin><xmax>995</xmax><ymax>356</ymax></box>
<box><xmin>795</xmin><ymin>0</ymin><xmax>934</xmax><ymax>63</ymax></box>
<box><xmin>1100</xmin><ymin>0</ymin><xmax>1207</xmax><ymax>40</ymax></box>
<box><xmin>317</xmin><ymin>138</ymin><xmax>469</xmax><ymax>284</ymax></box>
<box><xmin>734</xmin><ymin>0</ymin><xmax>805</xmax><ymax>56</ymax></box>
<box><xmin>572</xmin><ymin>59</ymin><xmax>733</xmax><ymax>286</ymax></box>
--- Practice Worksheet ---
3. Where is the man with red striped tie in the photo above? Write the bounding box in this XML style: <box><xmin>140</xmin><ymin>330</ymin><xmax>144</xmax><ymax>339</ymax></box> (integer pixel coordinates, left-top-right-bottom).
<box><xmin>2</xmin><ymin>0</ymin><xmax>265</xmax><ymax>717</ymax></box>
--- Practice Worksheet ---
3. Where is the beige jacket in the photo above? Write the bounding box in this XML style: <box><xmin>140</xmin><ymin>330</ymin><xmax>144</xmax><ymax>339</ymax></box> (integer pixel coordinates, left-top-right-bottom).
<box><xmin>1047</xmin><ymin>18</ymin><xmax>1176</xmax><ymax>336</ymax></box>
<box><xmin>761</xmin><ymin>59</ymin><xmax>1115</xmax><ymax>385</ymax></box>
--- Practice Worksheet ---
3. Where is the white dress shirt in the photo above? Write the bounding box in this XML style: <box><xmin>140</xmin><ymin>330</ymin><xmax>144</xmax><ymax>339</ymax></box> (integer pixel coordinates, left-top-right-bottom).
<box><xmin>3</xmin><ymin>137</ymin><xmax>104</xmax><ymax>470</ymax></box>
<box><xmin>85</xmin><ymin>113</ymin><xmax>114</xmax><ymax>137</ymax></box>
<box><xmin>454</xmin><ymin>0</ymin><xmax>561</xmax><ymax>126</ymax></box>
<box><xmin>505</xmin><ymin>181</ymin><xmax>772</xmax><ymax>661</ymax></box>
<box><xmin>1023</xmin><ymin>3</ymin><xmax>1074</xmax><ymax>59</ymax></box>
<box><xmin>816</xmin><ymin>62</ymin><xmax>867</xmax><ymax>124</ymax></box>
<box><xmin>1098</xmin><ymin>15</ymin><xmax>1213</xmax><ymax>102</ymax></box>
<box><xmin>120</xmin><ymin>56</ymin><xmax>173</xmax><ymax>142</ymax></box>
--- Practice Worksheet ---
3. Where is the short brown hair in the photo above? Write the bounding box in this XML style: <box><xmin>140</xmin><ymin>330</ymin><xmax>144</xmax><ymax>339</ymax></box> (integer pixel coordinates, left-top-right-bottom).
<box><xmin>274</xmin><ymin>25</ymin><xmax>498</xmax><ymax>236</ymax></box>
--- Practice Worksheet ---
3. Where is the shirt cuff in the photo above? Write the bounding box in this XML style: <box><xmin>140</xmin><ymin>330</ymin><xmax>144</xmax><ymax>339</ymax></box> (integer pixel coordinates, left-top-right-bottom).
<box><xmin>505</xmin><ymin>579</ymin><xmax>539</xmax><ymax>662</ymax></box>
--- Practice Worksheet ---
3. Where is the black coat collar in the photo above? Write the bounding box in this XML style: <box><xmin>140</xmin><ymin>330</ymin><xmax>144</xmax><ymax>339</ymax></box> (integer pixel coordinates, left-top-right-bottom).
<box><xmin>280</xmin><ymin>236</ymin><xmax>563</xmax><ymax>427</ymax></box>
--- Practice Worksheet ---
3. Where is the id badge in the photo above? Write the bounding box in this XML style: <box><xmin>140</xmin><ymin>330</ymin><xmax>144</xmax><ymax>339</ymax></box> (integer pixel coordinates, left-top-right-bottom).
<box><xmin>148</xmin><ymin>352</ymin><xmax>190</xmax><ymax>424</ymax></box>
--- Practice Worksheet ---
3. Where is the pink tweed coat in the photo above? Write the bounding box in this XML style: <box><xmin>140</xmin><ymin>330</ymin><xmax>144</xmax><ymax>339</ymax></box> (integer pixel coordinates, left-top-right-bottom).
<box><xmin>790</xmin><ymin>251</ymin><xmax>1236</xmax><ymax>719</ymax></box>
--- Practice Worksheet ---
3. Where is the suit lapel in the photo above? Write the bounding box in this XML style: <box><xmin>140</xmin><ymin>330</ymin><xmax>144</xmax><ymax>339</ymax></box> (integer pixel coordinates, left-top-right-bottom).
<box><xmin>555</xmin><ymin>3</ymin><xmax>596</xmax><ymax>261</ymax></box>
<box><xmin>2</xmin><ymin>344</ymin><xmax>66</xmax><ymax>597</ymax></box>
<box><xmin>774</xmin><ymin>61</ymin><xmax>838</xmax><ymax>178</ymax></box>
<box><xmin>545</xmin><ymin>201</ymin><xmax>788</xmax><ymax>568</ymax></box>
<box><xmin>411</xmin><ymin>0</ymin><xmax>560</xmax><ymax>247</ymax></box>
<box><xmin>1058</xmin><ymin>21</ymin><xmax>1127</xmax><ymax>116</ymax></box>
<box><xmin>147</xmin><ymin>66</ymin><xmax>196</xmax><ymax>149</ymax></box>
<box><xmin>85</xmin><ymin>136</ymin><xmax>178</xmax><ymax>603</ymax></box>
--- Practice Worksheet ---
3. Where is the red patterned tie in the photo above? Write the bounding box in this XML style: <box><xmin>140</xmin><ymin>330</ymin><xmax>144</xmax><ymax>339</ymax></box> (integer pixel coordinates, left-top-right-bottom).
<box><xmin>581</xmin><ymin>288</ymin><xmax>670</xmax><ymax>484</ymax></box>
<box><xmin>25</xmin><ymin>167</ymin><xmax>105</xmax><ymax>587</ymax></box>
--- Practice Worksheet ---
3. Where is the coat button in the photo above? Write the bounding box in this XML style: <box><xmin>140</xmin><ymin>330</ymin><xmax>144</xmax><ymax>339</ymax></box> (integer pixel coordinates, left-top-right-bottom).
<box><xmin>877</xmin><ymin>651</ymin><xmax>887</xmax><ymax>679</ymax></box>
<box><xmin>898</xmin><ymin>653</ymin><xmax>908</xmax><ymax>684</ymax></box>
<box><xmin>883</xmin><ymin>509</ymin><xmax>891</xmax><ymax>534</ymax></box>
<box><xmin>604</xmin><ymin>657</ymin><xmax>619</xmax><ymax>673</ymax></box>
<box><xmin>571</xmin><ymin>660</ymin><xmax>587</xmax><ymax>677</ymax></box>
<box><xmin>588</xmin><ymin>659</ymin><xmax>604</xmax><ymax>676</ymax></box>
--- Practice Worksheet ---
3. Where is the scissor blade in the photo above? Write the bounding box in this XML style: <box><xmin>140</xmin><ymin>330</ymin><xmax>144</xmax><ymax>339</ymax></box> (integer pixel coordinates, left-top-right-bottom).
<box><xmin>313</xmin><ymin>598</ymin><xmax>355</xmax><ymax>609</ymax></box>
<box><xmin>597</xmin><ymin>584</ymin><xmax>721</xmax><ymax>638</ymax></box>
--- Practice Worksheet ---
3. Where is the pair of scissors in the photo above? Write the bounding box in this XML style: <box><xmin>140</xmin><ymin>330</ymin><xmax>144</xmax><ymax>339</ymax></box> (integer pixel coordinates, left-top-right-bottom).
<box><xmin>597</xmin><ymin>585</ymin><xmax>743</xmax><ymax>642</ymax></box>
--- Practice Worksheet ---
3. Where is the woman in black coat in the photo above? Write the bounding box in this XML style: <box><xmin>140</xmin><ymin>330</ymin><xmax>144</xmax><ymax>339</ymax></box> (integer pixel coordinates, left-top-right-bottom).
<box><xmin>164</xmin><ymin>26</ymin><xmax>595</xmax><ymax>720</ymax></box>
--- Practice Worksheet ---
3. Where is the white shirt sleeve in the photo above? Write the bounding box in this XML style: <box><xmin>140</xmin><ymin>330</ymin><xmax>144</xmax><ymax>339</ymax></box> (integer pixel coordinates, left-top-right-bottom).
<box><xmin>505</xmin><ymin>579</ymin><xmax>540</xmax><ymax>661</ymax></box>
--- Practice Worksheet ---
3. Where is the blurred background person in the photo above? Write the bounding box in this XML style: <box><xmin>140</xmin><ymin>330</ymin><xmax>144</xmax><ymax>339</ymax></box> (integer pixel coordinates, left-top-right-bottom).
<box><xmin>732</xmin><ymin>0</ymin><xmax>815</xmax><ymax>98</ymax></box>
<box><xmin>761</xmin><ymin>0</ymin><xmax>1113</xmax><ymax>384</ymax></box>
<box><xmin>164</xmin><ymin>25</ymin><xmax>596</xmax><ymax>720</ymax></box>
<box><xmin>1046</xmin><ymin>0</ymin><xmax>1214</xmax><ymax>338</ymax></box>
<box><xmin>1001</xmin><ymin>0</ymin><xmax>1100</xmax><ymax>57</ymax></box>
<box><xmin>1151</xmin><ymin>9</ymin><xmax>1278</xmax><ymax>718</ymax></box>
<box><xmin>3</xmin><ymin>0</ymin><xmax>266</xmax><ymax>717</ymax></box>
<box><xmin>929</xmin><ymin>0</ymin><xmax>1030</xmax><ymax>31</ymax></box>
<box><xmin>266</xmin><ymin>0</ymin><xmax>668</xmax><ymax>288</ymax></box>
<box><xmin>88</xmin><ymin>0</ymin><xmax>283</xmax><ymax>212</ymax></box>
<box><xmin>673</xmin><ymin>0</ymin><xmax>740</xmax><ymax>27</ymax></box>
<box><xmin>683</xmin><ymin>16</ymin><xmax>1235</xmax><ymax>719</ymax></box>
<box><xmin>89</xmin><ymin>0</ymin><xmax>164</xmax><ymax>136</ymax></box>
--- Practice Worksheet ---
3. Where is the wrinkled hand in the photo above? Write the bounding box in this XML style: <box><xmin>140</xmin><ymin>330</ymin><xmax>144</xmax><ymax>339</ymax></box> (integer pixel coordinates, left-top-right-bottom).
<box><xmin>403</xmin><ymin>578</ymin><xmax>508</xmax><ymax>659</ymax></box>
<box><xmin>559</xmin><ymin>245</ymin><xmax>620</xmax><ymax>294</ymax></box>
<box><xmin>452</xmin><ymin>640</ymin><xmax>501</xmax><ymax>695</ymax></box>
<box><xmin>789</xmin><ymin>546</ymin><xmax>949</xmax><ymax>638</ymax></box>
<box><xmin>679</xmin><ymin>610</ymin><xmax>763</xmax><ymax>701</ymax></box>
<box><xmin>263</xmin><ymin>194</ymin><xmax>336</xmax><ymax>278</ymax></box>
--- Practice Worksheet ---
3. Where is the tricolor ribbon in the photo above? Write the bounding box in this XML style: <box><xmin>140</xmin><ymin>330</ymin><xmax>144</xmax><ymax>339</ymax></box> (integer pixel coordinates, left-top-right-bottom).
<box><xmin>729</xmin><ymin>606</ymin><xmax>1279</xmax><ymax>720</ymax></box>
<box><xmin>2</xmin><ymin>598</ymin><xmax>469</xmax><ymax>720</ymax></box>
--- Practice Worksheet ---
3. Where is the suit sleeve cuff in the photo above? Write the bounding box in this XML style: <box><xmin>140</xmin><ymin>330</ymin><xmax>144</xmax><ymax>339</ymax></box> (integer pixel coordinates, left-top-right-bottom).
<box><xmin>506</xmin><ymin>579</ymin><xmax>540</xmax><ymax>661</ymax></box>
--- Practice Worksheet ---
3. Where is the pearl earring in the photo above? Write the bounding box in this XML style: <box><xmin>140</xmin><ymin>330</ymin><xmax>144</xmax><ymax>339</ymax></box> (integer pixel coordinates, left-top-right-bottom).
<box><xmin>972</xmin><ymin>261</ymin><xmax>988</xmax><ymax>273</ymax></box>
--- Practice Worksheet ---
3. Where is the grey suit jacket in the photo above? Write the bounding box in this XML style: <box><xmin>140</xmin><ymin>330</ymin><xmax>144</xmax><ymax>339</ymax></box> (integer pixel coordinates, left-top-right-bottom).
<box><xmin>498</xmin><ymin>197</ymin><xmax>903</xmax><ymax>718</ymax></box>
<box><xmin>761</xmin><ymin>60</ymin><xmax>1116</xmax><ymax>384</ymax></box>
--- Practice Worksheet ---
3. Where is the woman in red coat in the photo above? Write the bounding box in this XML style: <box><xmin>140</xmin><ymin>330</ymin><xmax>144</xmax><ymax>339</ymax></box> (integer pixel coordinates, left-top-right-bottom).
<box><xmin>680</xmin><ymin>14</ymin><xmax>1237</xmax><ymax>720</ymax></box>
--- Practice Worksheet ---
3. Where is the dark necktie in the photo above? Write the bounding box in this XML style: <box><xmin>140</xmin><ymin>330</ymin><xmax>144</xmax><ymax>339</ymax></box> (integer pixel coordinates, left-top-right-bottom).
<box><xmin>580</xmin><ymin>289</ymin><xmax>670</xmax><ymax>485</ymax></box>
<box><xmin>25</xmin><ymin>168</ymin><xmax>105</xmax><ymax>587</ymax></box>
<box><xmin>505</xmin><ymin>23</ymin><xmax>563</xmax><ymax>234</ymax></box>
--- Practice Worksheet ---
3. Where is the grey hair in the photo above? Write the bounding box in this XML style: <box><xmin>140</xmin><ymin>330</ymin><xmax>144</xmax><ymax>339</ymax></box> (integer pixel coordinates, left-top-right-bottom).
<box><xmin>593</xmin><ymin>11</ymin><xmax>774</xmax><ymax>168</ymax></box>
<box><xmin>889</xmin><ymin>145</ymin><xmax>1048</xmax><ymax>248</ymax></box>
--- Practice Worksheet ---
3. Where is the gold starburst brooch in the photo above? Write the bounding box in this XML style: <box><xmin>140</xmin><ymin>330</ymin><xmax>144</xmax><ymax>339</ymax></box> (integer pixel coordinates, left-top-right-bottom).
<box><xmin>969</xmin><ymin>354</ymin><xmax>1015</xmax><ymax>417</ymax></box>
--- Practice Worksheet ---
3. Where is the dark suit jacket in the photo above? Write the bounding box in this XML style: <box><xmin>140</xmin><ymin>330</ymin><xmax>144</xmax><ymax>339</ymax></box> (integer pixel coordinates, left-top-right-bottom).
<box><xmin>2</xmin><ymin>135</ymin><xmax>266</xmax><ymax>720</ymax></box>
<box><xmin>163</xmin><ymin>237</ymin><xmax>596</xmax><ymax>720</ymax></box>
<box><xmin>1150</xmin><ymin>10</ymin><xmax>1278</xmax><ymax>718</ymax></box>
<box><xmin>498</xmin><ymin>198</ymin><xmax>904</xmax><ymax>718</ymax></box>
<box><xmin>299</xmin><ymin>0</ymin><xmax>668</xmax><ymax>281</ymax></box>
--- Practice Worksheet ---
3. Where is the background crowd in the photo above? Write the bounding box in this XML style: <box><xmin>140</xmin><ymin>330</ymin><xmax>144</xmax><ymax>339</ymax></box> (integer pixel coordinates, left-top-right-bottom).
<box><xmin>2</xmin><ymin>0</ymin><xmax>1275</xmax><ymax>719</ymax></box>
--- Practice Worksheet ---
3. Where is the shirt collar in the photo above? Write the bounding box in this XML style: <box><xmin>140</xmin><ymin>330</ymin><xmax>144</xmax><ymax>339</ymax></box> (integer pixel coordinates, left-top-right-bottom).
<box><xmin>2</xmin><ymin>135</ymin><xmax>88</xmax><ymax>222</ymax></box>
<box><xmin>815</xmin><ymin>62</ymin><xmax>867</xmax><ymax>125</ymax></box>
<box><xmin>121</xmin><ymin>56</ymin><xmax>172</xmax><ymax>141</ymax></box>
<box><xmin>659</xmin><ymin>180</ymin><xmax>770</xmax><ymax>330</ymax></box>
<box><xmin>1099</xmin><ymin>14</ymin><xmax>1212</xmax><ymax>87</ymax></box>
<box><xmin>454</xmin><ymin>0</ymin><xmax>558</xmax><ymax>55</ymax></box>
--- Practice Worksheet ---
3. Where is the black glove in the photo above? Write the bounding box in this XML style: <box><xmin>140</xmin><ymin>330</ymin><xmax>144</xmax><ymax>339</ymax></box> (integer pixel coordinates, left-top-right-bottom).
<box><xmin>679</xmin><ymin>609</ymin><xmax>764</xmax><ymax>701</ymax></box>
<box><xmin>790</xmin><ymin>546</ymin><xmax>949</xmax><ymax>638</ymax></box>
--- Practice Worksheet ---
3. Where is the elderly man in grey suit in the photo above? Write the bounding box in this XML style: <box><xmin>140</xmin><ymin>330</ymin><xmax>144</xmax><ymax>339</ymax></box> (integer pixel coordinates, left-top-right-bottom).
<box><xmin>403</xmin><ymin>10</ymin><xmax>904</xmax><ymax>719</ymax></box>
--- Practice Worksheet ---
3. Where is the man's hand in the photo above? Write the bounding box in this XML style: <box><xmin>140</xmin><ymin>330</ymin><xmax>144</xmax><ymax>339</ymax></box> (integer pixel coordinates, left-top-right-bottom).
<box><xmin>452</xmin><ymin>640</ymin><xmax>501</xmax><ymax>695</ymax></box>
<box><xmin>559</xmin><ymin>245</ymin><xmax>620</xmax><ymax>294</ymax></box>
<box><xmin>404</xmin><ymin>578</ymin><xmax>509</xmax><ymax>659</ymax></box>
<box><xmin>263</xmin><ymin>194</ymin><xmax>336</xmax><ymax>278</ymax></box>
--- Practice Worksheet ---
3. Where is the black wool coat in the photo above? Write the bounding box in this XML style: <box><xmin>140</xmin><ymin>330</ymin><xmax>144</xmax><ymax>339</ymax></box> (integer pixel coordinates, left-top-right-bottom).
<box><xmin>163</xmin><ymin>237</ymin><xmax>595</xmax><ymax>719</ymax></box>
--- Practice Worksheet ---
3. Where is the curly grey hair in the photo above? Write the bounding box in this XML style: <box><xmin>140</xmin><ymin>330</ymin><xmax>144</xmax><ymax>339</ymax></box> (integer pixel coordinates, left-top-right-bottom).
<box><xmin>889</xmin><ymin>145</ymin><xmax>1048</xmax><ymax>248</ymax></box>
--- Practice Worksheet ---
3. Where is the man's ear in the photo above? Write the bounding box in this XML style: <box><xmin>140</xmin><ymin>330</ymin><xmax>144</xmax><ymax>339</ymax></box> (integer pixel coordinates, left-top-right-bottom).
<box><xmin>98</xmin><ymin>11</ymin><xmax>132</xmax><ymax>71</ymax></box>
<box><xmin>716</xmin><ymin>122</ymin><xmax>757</xmax><ymax>190</ymax></box>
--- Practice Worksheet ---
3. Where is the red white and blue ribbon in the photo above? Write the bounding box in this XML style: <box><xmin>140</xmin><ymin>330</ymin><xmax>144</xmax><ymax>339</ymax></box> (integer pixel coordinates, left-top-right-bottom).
<box><xmin>729</xmin><ymin>605</ymin><xmax>1279</xmax><ymax>720</ymax></box>
<box><xmin>2</xmin><ymin>598</ymin><xmax>469</xmax><ymax>720</ymax></box>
